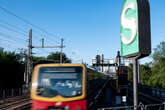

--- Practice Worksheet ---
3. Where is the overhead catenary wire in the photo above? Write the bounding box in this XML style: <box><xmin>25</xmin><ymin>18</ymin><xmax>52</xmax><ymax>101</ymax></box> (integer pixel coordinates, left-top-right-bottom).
<box><xmin>0</xmin><ymin>19</ymin><xmax>41</xmax><ymax>43</ymax></box>
<box><xmin>65</xmin><ymin>46</ymin><xmax>84</xmax><ymax>63</ymax></box>
<box><xmin>0</xmin><ymin>19</ymin><xmax>28</xmax><ymax>34</ymax></box>
<box><xmin>0</xmin><ymin>5</ymin><xmax>61</xmax><ymax>44</ymax></box>
<box><xmin>0</xmin><ymin>37</ymin><xmax>26</xmax><ymax>48</ymax></box>
<box><xmin>0</xmin><ymin>5</ymin><xmax>66</xmax><ymax>46</ymax></box>
<box><xmin>0</xmin><ymin>37</ymin><xmax>26</xmax><ymax>52</ymax></box>
<box><xmin>0</xmin><ymin>23</ymin><xmax>27</xmax><ymax>37</ymax></box>
<box><xmin>0</xmin><ymin>16</ymin><xmax>59</xmax><ymax>46</ymax></box>
<box><xmin>0</xmin><ymin>31</ymin><xmax>27</xmax><ymax>44</ymax></box>
<box><xmin>0</xmin><ymin>19</ymin><xmax>54</xmax><ymax>44</ymax></box>
<box><xmin>0</xmin><ymin>5</ymin><xmax>82</xmax><ymax>63</ymax></box>
<box><xmin>33</xmin><ymin>48</ymin><xmax>53</xmax><ymax>55</ymax></box>
<box><xmin>0</xmin><ymin>19</ymin><xmax>56</xmax><ymax>50</ymax></box>
<box><xmin>0</xmin><ymin>23</ymin><xmax>40</xmax><ymax>48</ymax></box>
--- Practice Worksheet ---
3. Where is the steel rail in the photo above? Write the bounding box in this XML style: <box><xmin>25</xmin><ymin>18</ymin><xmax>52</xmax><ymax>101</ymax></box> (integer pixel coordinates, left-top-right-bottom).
<box><xmin>0</xmin><ymin>97</ymin><xmax>31</xmax><ymax>110</ymax></box>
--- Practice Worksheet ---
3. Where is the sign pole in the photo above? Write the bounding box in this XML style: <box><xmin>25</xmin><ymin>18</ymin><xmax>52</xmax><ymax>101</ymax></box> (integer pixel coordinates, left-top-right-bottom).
<box><xmin>133</xmin><ymin>57</ymin><xmax>138</xmax><ymax>110</ymax></box>
<box><xmin>120</xmin><ymin>0</ymin><xmax>151</xmax><ymax>109</ymax></box>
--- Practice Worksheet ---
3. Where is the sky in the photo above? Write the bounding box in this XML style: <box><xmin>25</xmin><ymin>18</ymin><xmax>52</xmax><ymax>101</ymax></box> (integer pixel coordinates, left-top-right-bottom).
<box><xmin>0</xmin><ymin>0</ymin><xmax>164</xmax><ymax>64</ymax></box>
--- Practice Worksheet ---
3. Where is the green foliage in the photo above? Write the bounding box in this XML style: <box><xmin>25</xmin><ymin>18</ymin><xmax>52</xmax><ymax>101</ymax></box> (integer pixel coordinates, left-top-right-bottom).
<box><xmin>140</xmin><ymin>63</ymin><xmax>152</xmax><ymax>85</ymax></box>
<box><xmin>47</xmin><ymin>52</ymin><xmax>71</xmax><ymax>63</ymax></box>
<box><xmin>32</xmin><ymin>56</ymin><xmax>45</xmax><ymax>63</ymax></box>
<box><xmin>152</xmin><ymin>42</ymin><xmax>165</xmax><ymax>61</ymax></box>
<box><xmin>127</xmin><ymin>65</ymin><xmax>133</xmax><ymax>82</ymax></box>
<box><xmin>0</xmin><ymin>50</ymin><xmax>71</xmax><ymax>89</ymax></box>
<box><xmin>0</xmin><ymin>51</ymin><xmax>24</xmax><ymax>88</ymax></box>
<box><xmin>150</xmin><ymin>41</ymin><xmax>165</xmax><ymax>88</ymax></box>
<box><xmin>140</xmin><ymin>41</ymin><xmax>165</xmax><ymax>89</ymax></box>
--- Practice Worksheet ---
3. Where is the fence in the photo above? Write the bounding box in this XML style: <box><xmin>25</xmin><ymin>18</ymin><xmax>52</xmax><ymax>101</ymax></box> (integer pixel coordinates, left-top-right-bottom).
<box><xmin>97</xmin><ymin>105</ymin><xmax>135</xmax><ymax>110</ymax></box>
<box><xmin>127</xmin><ymin>82</ymin><xmax>165</xmax><ymax>101</ymax></box>
<box><xmin>137</xmin><ymin>85</ymin><xmax>165</xmax><ymax>101</ymax></box>
<box><xmin>98</xmin><ymin>103</ymin><xmax>165</xmax><ymax>110</ymax></box>
<box><xmin>0</xmin><ymin>86</ymin><xmax>29</xmax><ymax>99</ymax></box>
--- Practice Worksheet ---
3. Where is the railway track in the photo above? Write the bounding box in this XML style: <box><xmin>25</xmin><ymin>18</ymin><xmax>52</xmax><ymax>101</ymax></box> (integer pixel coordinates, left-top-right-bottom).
<box><xmin>0</xmin><ymin>94</ymin><xmax>31</xmax><ymax>110</ymax></box>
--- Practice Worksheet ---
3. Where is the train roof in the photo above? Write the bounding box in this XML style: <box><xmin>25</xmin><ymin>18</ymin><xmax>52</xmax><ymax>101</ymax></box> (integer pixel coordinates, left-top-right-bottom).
<box><xmin>86</xmin><ymin>65</ymin><xmax>105</xmax><ymax>74</ymax></box>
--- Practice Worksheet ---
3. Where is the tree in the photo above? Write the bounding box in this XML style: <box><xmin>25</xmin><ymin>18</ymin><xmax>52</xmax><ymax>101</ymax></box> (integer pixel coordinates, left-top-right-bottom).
<box><xmin>136</xmin><ymin>41</ymin><xmax>165</xmax><ymax>88</ymax></box>
<box><xmin>127</xmin><ymin>64</ymin><xmax>133</xmax><ymax>82</ymax></box>
<box><xmin>47</xmin><ymin>52</ymin><xmax>71</xmax><ymax>63</ymax></box>
<box><xmin>140</xmin><ymin>63</ymin><xmax>152</xmax><ymax>85</ymax></box>
<box><xmin>0</xmin><ymin>51</ymin><xmax>24</xmax><ymax>88</ymax></box>
<box><xmin>152</xmin><ymin>41</ymin><xmax>165</xmax><ymax>62</ymax></box>
<box><xmin>149</xmin><ymin>41</ymin><xmax>165</xmax><ymax>88</ymax></box>
<box><xmin>137</xmin><ymin>41</ymin><xmax>165</xmax><ymax>88</ymax></box>
<box><xmin>32</xmin><ymin>56</ymin><xmax>45</xmax><ymax>65</ymax></box>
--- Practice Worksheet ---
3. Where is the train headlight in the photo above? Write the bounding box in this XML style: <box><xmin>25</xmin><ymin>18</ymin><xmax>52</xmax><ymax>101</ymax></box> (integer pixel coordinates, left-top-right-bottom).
<box><xmin>32</xmin><ymin>82</ymin><xmax>38</xmax><ymax>87</ymax></box>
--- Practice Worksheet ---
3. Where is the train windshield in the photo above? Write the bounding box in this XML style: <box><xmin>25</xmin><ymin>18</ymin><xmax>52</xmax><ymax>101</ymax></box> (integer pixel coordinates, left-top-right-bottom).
<box><xmin>37</xmin><ymin>66</ymin><xmax>82</xmax><ymax>98</ymax></box>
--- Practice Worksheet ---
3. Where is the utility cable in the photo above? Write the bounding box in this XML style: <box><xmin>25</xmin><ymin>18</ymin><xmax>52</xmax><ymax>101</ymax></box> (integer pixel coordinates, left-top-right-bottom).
<box><xmin>0</xmin><ymin>5</ymin><xmax>61</xmax><ymax>44</ymax></box>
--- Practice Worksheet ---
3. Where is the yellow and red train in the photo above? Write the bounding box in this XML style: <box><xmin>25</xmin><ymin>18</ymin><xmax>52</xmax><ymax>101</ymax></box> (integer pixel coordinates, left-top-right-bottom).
<box><xmin>31</xmin><ymin>64</ymin><xmax>108</xmax><ymax>110</ymax></box>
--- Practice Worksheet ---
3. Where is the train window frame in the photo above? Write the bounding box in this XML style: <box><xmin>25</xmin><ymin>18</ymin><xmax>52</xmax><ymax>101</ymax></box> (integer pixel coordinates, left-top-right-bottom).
<box><xmin>37</xmin><ymin>66</ymin><xmax>83</xmax><ymax>98</ymax></box>
<box><xmin>31</xmin><ymin>64</ymin><xmax>86</xmax><ymax>102</ymax></box>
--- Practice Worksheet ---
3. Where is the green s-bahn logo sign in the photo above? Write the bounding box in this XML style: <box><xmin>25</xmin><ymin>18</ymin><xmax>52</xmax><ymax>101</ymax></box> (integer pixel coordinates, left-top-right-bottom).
<box><xmin>120</xmin><ymin>0</ymin><xmax>151</xmax><ymax>58</ymax></box>
<box><xmin>121</xmin><ymin>0</ymin><xmax>137</xmax><ymax>45</ymax></box>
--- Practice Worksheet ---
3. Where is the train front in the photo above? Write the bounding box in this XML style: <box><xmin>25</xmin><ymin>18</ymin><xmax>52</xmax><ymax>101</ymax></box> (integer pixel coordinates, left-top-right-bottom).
<box><xmin>31</xmin><ymin>64</ymin><xmax>86</xmax><ymax>110</ymax></box>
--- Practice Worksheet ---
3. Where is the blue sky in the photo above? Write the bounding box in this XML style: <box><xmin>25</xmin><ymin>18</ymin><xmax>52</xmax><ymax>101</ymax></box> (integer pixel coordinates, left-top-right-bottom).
<box><xmin>0</xmin><ymin>0</ymin><xmax>164</xmax><ymax>64</ymax></box>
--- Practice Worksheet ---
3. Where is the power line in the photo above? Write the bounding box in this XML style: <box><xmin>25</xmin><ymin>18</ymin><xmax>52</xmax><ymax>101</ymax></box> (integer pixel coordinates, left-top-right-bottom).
<box><xmin>0</xmin><ymin>18</ymin><xmax>52</xmax><ymax>45</ymax></box>
<box><xmin>0</xmin><ymin>38</ymin><xmax>26</xmax><ymax>48</ymax></box>
<box><xmin>0</xmin><ymin>31</ymin><xmax>26</xmax><ymax>43</ymax></box>
<box><xmin>0</xmin><ymin>23</ymin><xmax>44</xmax><ymax>47</ymax></box>
<box><xmin>0</xmin><ymin>5</ymin><xmax>61</xmax><ymax>44</ymax></box>
<box><xmin>0</xmin><ymin>33</ymin><xmax>27</xmax><ymax>51</ymax></box>
<box><xmin>33</xmin><ymin>48</ymin><xmax>52</xmax><ymax>55</ymax></box>
<box><xmin>0</xmin><ymin>23</ymin><xmax>27</xmax><ymax>37</ymax></box>
<box><xmin>0</xmin><ymin>19</ymin><xmax>42</xmax><ymax>43</ymax></box>
<box><xmin>64</xmin><ymin>38</ymin><xmax>91</xmax><ymax>64</ymax></box>
<box><xmin>0</xmin><ymin>20</ymin><xmax>47</xmax><ymax>43</ymax></box>
<box><xmin>0</xmin><ymin>20</ymin><xmax>50</xmax><ymax>47</ymax></box>
<box><xmin>0</xmin><ymin>6</ymin><xmax>82</xmax><ymax>63</ymax></box>
<box><xmin>33</xmin><ymin>38</ymin><xmax>65</xmax><ymax>63</ymax></box>
<box><xmin>0</xmin><ymin>19</ymin><xmax>28</xmax><ymax>34</ymax></box>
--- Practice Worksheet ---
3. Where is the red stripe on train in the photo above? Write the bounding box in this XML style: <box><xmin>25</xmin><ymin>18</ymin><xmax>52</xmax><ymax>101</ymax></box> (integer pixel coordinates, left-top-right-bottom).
<box><xmin>31</xmin><ymin>99</ymin><xmax>87</xmax><ymax>110</ymax></box>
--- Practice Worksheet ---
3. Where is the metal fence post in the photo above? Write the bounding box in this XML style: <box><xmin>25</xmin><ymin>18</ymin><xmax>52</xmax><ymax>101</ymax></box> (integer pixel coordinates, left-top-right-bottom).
<box><xmin>3</xmin><ymin>90</ymin><xmax>5</xmax><ymax>99</ymax></box>
<box><xmin>163</xmin><ymin>102</ymin><xmax>165</xmax><ymax>110</ymax></box>
<box><xmin>12</xmin><ymin>89</ymin><xmax>14</xmax><ymax>97</ymax></box>
<box><xmin>19</xmin><ymin>88</ymin><xmax>21</xmax><ymax>95</ymax></box>
<box><xmin>139</xmin><ymin>102</ymin><xmax>144</xmax><ymax>110</ymax></box>
<box><xmin>144</xmin><ymin>105</ymin><xmax>148</xmax><ymax>110</ymax></box>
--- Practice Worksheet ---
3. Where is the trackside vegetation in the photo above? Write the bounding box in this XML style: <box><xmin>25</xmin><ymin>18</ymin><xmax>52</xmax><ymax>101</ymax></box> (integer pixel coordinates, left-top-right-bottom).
<box><xmin>0</xmin><ymin>51</ymin><xmax>71</xmax><ymax>89</ymax></box>
<box><xmin>128</xmin><ymin>41</ymin><xmax>165</xmax><ymax>89</ymax></box>
<box><xmin>0</xmin><ymin>51</ymin><xmax>24</xmax><ymax>88</ymax></box>
<box><xmin>1</xmin><ymin>41</ymin><xmax>165</xmax><ymax>89</ymax></box>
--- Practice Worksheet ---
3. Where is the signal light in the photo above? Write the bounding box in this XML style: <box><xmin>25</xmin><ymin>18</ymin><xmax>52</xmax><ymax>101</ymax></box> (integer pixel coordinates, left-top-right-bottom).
<box><xmin>116</xmin><ymin>69</ymin><xmax>119</xmax><ymax>75</ymax></box>
<box><xmin>116</xmin><ymin>56</ymin><xmax>118</xmax><ymax>64</ymax></box>
<box><xmin>122</xmin><ymin>69</ymin><xmax>124</xmax><ymax>73</ymax></box>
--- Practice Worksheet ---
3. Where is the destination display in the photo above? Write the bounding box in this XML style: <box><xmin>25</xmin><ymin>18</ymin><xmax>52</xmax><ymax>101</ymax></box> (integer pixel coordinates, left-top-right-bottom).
<box><xmin>40</xmin><ymin>67</ymin><xmax>76</xmax><ymax>73</ymax></box>
<box><xmin>42</xmin><ymin>73</ymin><xmax>78</xmax><ymax>79</ymax></box>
